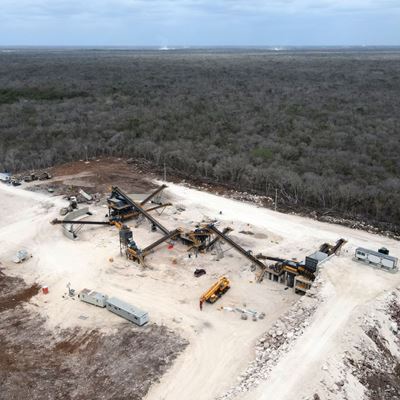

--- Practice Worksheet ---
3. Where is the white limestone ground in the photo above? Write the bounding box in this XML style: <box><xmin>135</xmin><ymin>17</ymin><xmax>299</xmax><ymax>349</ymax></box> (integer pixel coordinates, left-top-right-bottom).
<box><xmin>0</xmin><ymin>180</ymin><xmax>399</xmax><ymax>400</ymax></box>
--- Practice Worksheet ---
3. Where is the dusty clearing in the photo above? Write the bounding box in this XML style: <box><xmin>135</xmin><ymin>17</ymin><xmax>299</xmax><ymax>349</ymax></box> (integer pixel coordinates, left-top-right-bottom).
<box><xmin>0</xmin><ymin>160</ymin><xmax>399</xmax><ymax>400</ymax></box>
<box><xmin>24</xmin><ymin>158</ymin><xmax>158</xmax><ymax>197</ymax></box>
<box><xmin>0</xmin><ymin>273</ymin><xmax>187</xmax><ymax>400</ymax></box>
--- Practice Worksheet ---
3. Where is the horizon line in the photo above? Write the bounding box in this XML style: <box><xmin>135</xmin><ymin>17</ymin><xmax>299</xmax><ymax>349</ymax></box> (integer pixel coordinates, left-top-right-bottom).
<box><xmin>1</xmin><ymin>44</ymin><xmax>400</xmax><ymax>49</ymax></box>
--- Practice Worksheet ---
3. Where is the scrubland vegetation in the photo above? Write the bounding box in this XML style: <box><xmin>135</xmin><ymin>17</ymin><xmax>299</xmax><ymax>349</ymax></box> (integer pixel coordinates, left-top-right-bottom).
<box><xmin>0</xmin><ymin>49</ymin><xmax>399</xmax><ymax>230</ymax></box>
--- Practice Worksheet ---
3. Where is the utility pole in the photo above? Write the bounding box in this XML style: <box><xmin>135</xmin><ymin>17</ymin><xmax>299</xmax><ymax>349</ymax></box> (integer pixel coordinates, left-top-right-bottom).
<box><xmin>275</xmin><ymin>188</ymin><xmax>278</xmax><ymax>211</ymax></box>
<box><xmin>163</xmin><ymin>162</ymin><xmax>167</xmax><ymax>182</ymax></box>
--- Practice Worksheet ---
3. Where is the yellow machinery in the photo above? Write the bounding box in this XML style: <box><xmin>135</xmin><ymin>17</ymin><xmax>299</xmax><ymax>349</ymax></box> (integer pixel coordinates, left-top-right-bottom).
<box><xmin>180</xmin><ymin>227</ymin><xmax>212</xmax><ymax>252</ymax></box>
<box><xmin>199</xmin><ymin>276</ymin><xmax>230</xmax><ymax>310</ymax></box>
<box><xmin>181</xmin><ymin>226</ymin><xmax>233</xmax><ymax>253</ymax></box>
<box><xmin>112</xmin><ymin>220</ymin><xmax>124</xmax><ymax>230</ymax></box>
<box><xmin>124</xmin><ymin>228</ymin><xmax>182</xmax><ymax>265</ymax></box>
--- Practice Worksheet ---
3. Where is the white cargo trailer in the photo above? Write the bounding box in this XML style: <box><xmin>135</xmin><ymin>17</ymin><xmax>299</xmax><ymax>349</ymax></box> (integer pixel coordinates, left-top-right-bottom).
<box><xmin>106</xmin><ymin>297</ymin><xmax>149</xmax><ymax>326</ymax></box>
<box><xmin>78</xmin><ymin>288</ymin><xmax>108</xmax><ymax>307</ymax></box>
<box><xmin>355</xmin><ymin>248</ymin><xmax>398</xmax><ymax>272</ymax></box>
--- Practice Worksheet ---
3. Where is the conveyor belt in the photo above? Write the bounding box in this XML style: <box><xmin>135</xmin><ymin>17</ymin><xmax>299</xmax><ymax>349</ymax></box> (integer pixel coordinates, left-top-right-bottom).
<box><xmin>265</xmin><ymin>256</ymin><xmax>286</xmax><ymax>263</ymax></box>
<box><xmin>51</xmin><ymin>219</ymin><xmax>110</xmax><ymax>225</ymax></box>
<box><xmin>142</xmin><ymin>229</ymin><xmax>182</xmax><ymax>253</ymax></box>
<box><xmin>202</xmin><ymin>227</ymin><xmax>232</xmax><ymax>251</ymax></box>
<box><xmin>331</xmin><ymin>238</ymin><xmax>347</xmax><ymax>255</ymax></box>
<box><xmin>207</xmin><ymin>224</ymin><xmax>267</xmax><ymax>270</ymax></box>
<box><xmin>140</xmin><ymin>184</ymin><xmax>167</xmax><ymax>206</ymax></box>
<box><xmin>112</xmin><ymin>186</ymin><xmax>170</xmax><ymax>235</ymax></box>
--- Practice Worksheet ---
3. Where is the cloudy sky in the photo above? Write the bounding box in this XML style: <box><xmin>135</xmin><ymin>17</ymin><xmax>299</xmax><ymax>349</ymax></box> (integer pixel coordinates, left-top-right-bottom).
<box><xmin>0</xmin><ymin>0</ymin><xmax>399</xmax><ymax>46</ymax></box>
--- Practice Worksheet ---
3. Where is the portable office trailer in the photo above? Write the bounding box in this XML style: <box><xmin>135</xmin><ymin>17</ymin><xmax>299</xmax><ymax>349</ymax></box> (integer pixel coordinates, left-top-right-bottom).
<box><xmin>355</xmin><ymin>247</ymin><xmax>398</xmax><ymax>272</ymax></box>
<box><xmin>78</xmin><ymin>288</ymin><xmax>108</xmax><ymax>307</ymax></box>
<box><xmin>106</xmin><ymin>297</ymin><xmax>149</xmax><ymax>326</ymax></box>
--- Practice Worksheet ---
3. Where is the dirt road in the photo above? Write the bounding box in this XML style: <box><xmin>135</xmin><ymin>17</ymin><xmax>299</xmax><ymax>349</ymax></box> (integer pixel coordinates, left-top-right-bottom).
<box><xmin>240</xmin><ymin>259</ymin><xmax>400</xmax><ymax>400</ymax></box>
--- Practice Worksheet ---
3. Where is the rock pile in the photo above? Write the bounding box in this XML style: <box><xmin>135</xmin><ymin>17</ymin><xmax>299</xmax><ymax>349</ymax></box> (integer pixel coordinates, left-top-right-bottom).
<box><xmin>318</xmin><ymin>215</ymin><xmax>399</xmax><ymax>240</ymax></box>
<box><xmin>224</xmin><ymin>190</ymin><xmax>274</xmax><ymax>208</ymax></box>
<box><xmin>180</xmin><ymin>181</ymin><xmax>274</xmax><ymax>208</ymax></box>
<box><xmin>347</xmin><ymin>290</ymin><xmax>400</xmax><ymax>400</ymax></box>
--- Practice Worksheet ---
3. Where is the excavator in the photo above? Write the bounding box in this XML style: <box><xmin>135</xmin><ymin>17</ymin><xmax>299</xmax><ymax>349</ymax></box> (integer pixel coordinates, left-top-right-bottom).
<box><xmin>199</xmin><ymin>276</ymin><xmax>230</xmax><ymax>310</ymax></box>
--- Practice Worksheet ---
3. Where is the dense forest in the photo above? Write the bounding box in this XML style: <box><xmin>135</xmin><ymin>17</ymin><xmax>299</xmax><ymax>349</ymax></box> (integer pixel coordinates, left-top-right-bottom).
<box><xmin>0</xmin><ymin>48</ymin><xmax>399</xmax><ymax>231</ymax></box>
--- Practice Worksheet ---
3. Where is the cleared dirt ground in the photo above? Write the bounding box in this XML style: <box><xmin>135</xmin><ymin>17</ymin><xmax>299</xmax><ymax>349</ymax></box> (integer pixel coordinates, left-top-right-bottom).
<box><xmin>0</xmin><ymin>273</ymin><xmax>187</xmax><ymax>400</ymax></box>
<box><xmin>25</xmin><ymin>158</ymin><xmax>158</xmax><ymax>197</ymax></box>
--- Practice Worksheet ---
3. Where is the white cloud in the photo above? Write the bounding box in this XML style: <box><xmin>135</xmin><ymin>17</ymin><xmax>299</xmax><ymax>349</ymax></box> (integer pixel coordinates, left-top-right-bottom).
<box><xmin>1</xmin><ymin>0</ymin><xmax>400</xmax><ymax>20</ymax></box>
<box><xmin>224</xmin><ymin>0</ymin><xmax>400</xmax><ymax>14</ymax></box>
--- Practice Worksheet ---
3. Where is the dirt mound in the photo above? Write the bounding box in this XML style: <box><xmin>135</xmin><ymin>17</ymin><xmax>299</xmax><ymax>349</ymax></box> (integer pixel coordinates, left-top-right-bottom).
<box><xmin>0</xmin><ymin>272</ymin><xmax>40</xmax><ymax>312</ymax></box>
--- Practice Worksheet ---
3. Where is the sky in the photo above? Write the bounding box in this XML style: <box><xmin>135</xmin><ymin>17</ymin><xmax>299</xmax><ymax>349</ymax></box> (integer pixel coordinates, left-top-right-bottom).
<box><xmin>0</xmin><ymin>0</ymin><xmax>399</xmax><ymax>46</ymax></box>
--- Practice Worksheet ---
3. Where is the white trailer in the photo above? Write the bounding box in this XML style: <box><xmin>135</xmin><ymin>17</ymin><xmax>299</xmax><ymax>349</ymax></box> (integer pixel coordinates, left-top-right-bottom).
<box><xmin>355</xmin><ymin>247</ymin><xmax>398</xmax><ymax>272</ymax></box>
<box><xmin>78</xmin><ymin>288</ymin><xmax>108</xmax><ymax>307</ymax></box>
<box><xmin>0</xmin><ymin>172</ymin><xmax>11</xmax><ymax>183</ymax></box>
<box><xmin>106</xmin><ymin>297</ymin><xmax>149</xmax><ymax>326</ymax></box>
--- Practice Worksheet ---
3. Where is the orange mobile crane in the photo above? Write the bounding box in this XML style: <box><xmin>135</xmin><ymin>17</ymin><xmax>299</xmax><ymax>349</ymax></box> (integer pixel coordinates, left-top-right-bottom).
<box><xmin>199</xmin><ymin>276</ymin><xmax>230</xmax><ymax>310</ymax></box>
